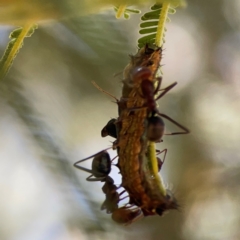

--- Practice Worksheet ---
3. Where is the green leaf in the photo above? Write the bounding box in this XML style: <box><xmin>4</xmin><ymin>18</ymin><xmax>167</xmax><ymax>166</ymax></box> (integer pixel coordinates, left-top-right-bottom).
<box><xmin>141</xmin><ymin>9</ymin><xmax>161</xmax><ymax>21</ymax></box>
<box><xmin>0</xmin><ymin>24</ymin><xmax>37</xmax><ymax>81</ymax></box>
<box><xmin>125</xmin><ymin>8</ymin><xmax>141</xmax><ymax>14</ymax></box>
<box><xmin>140</xmin><ymin>21</ymin><xmax>159</xmax><ymax>28</ymax></box>
<box><xmin>139</xmin><ymin>27</ymin><xmax>158</xmax><ymax>34</ymax></box>
<box><xmin>138</xmin><ymin>3</ymin><xmax>177</xmax><ymax>47</ymax></box>
<box><xmin>114</xmin><ymin>5</ymin><xmax>141</xmax><ymax>19</ymax></box>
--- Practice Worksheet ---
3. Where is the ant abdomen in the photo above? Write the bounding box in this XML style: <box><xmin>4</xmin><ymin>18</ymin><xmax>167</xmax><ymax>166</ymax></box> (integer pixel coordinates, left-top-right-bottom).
<box><xmin>147</xmin><ymin>116</ymin><xmax>165</xmax><ymax>142</ymax></box>
<box><xmin>111</xmin><ymin>206</ymin><xmax>143</xmax><ymax>225</ymax></box>
<box><xmin>92</xmin><ymin>151</ymin><xmax>111</xmax><ymax>177</ymax></box>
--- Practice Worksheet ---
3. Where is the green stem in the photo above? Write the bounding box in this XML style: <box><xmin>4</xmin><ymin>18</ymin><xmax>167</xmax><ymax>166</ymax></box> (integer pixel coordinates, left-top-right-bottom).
<box><xmin>0</xmin><ymin>23</ymin><xmax>34</xmax><ymax>80</ymax></box>
<box><xmin>147</xmin><ymin>141</ymin><xmax>166</xmax><ymax>196</ymax></box>
<box><xmin>155</xmin><ymin>3</ymin><xmax>169</xmax><ymax>47</ymax></box>
<box><xmin>116</xmin><ymin>4</ymin><xmax>127</xmax><ymax>19</ymax></box>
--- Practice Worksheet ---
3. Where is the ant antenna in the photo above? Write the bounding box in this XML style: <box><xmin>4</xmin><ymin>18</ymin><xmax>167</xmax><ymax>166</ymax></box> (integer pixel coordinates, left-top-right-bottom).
<box><xmin>92</xmin><ymin>81</ymin><xmax>119</xmax><ymax>102</ymax></box>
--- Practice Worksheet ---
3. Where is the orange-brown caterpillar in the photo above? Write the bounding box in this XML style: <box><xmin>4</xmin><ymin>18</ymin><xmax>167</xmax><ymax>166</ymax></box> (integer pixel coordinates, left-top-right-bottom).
<box><xmin>116</xmin><ymin>45</ymin><xmax>189</xmax><ymax>217</ymax></box>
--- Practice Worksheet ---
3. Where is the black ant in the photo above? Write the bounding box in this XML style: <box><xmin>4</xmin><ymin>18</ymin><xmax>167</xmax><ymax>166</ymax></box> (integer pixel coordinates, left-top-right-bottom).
<box><xmin>74</xmin><ymin>150</ymin><xmax>127</xmax><ymax>214</ymax></box>
<box><xmin>101</xmin><ymin>119</ymin><xmax>117</xmax><ymax>139</ymax></box>
<box><xmin>73</xmin><ymin>149</ymin><xmax>113</xmax><ymax>181</ymax></box>
<box><xmin>101</xmin><ymin>176</ymin><xmax>127</xmax><ymax>214</ymax></box>
<box><xmin>101</xmin><ymin>118</ymin><xmax>167</xmax><ymax>170</ymax></box>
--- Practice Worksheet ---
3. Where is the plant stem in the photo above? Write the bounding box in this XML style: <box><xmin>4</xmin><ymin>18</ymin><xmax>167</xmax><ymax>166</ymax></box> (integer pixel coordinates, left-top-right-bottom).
<box><xmin>155</xmin><ymin>3</ymin><xmax>169</xmax><ymax>47</ymax></box>
<box><xmin>0</xmin><ymin>23</ymin><xmax>34</xmax><ymax>80</ymax></box>
<box><xmin>116</xmin><ymin>4</ymin><xmax>127</xmax><ymax>19</ymax></box>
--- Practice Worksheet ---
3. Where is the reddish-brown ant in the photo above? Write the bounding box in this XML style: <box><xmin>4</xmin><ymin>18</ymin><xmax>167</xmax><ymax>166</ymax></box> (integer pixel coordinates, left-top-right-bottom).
<box><xmin>130</xmin><ymin>66</ymin><xmax>189</xmax><ymax>142</ymax></box>
<box><xmin>111</xmin><ymin>206</ymin><xmax>143</xmax><ymax>225</ymax></box>
<box><xmin>102</xmin><ymin>178</ymin><xmax>158</xmax><ymax>224</ymax></box>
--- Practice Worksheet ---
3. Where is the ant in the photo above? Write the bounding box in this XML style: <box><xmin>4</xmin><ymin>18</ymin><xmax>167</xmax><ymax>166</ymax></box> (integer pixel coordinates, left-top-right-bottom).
<box><xmin>156</xmin><ymin>148</ymin><xmax>167</xmax><ymax>172</ymax></box>
<box><xmin>101</xmin><ymin>176</ymin><xmax>126</xmax><ymax>214</ymax></box>
<box><xmin>101</xmin><ymin>119</ymin><xmax>117</xmax><ymax>139</ymax></box>
<box><xmin>111</xmin><ymin>206</ymin><xmax>143</xmax><ymax>225</ymax></box>
<box><xmin>73</xmin><ymin>149</ymin><xmax>128</xmax><ymax>214</ymax></box>
<box><xmin>130</xmin><ymin>66</ymin><xmax>190</xmax><ymax>142</ymax></box>
<box><xmin>101</xmin><ymin>176</ymin><xmax>119</xmax><ymax>213</ymax></box>
<box><xmin>73</xmin><ymin>149</ymin><xmax>112</xmax><ymax>182</ymax></box>
<box><xmin>101</xmin><ymin>117</ymin><xmax>167</xmax><ymax>172</ymax></box>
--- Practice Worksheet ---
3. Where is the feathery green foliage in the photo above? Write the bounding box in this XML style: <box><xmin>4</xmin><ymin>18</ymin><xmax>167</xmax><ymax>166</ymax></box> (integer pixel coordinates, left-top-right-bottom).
<box><xmin>0</xmin><ymin>24</ymin><xmax>37</xmax><ymax>81</ymax></box>
<box><xmin>114</xmin><ymin>5</ymin><xmax>141</xmax><ymax>19</ymax></box>
<box><xmin>138</xmin><ymin>3</ymin><xmax>176</xmax><ymax>48</ymax></box>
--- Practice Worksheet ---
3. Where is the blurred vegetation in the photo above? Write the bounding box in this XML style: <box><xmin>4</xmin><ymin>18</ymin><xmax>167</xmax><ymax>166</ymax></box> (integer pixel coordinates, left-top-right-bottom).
<box><xmin>0</xmin><ymin>0</ymin><xmax>240</xmax><ymax>240</ymax></box>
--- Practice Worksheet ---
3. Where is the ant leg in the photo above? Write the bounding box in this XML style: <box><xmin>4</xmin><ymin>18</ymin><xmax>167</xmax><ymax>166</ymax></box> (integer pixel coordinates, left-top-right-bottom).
<box><xmin>156</xmin><ymin>149</ymin><xmax>167</xmax><ymax>171</ymax></box>
<box><xmin>86</xmin><ymin>175</ymin><xmax>106</xmax><ymax>182</ymax></box>
<box><xmin>111</xmin><ymin>155</ymin><xmax>118</xmax><ymax>163</ymax></box>
<box><xmin>92</xmin><ymin>81</ymin><xmax>119</xmax><ymax>102</ymax></box>
<box><xmin>159</xmin><ymin>113</ymin><xmax>190</xmax><ymax>135</ymax></box>
<box><xmin>155</xmin><ymin>82</ymin><xmax>177</xmax><ymax>100</ymax></box>
<box><xmin>156</xmin><ymin>148</ymin><xmax>167</xmax><ymax>164</ymax></box>
<box><xmin>119</xmin><ymin>196</ymin><xmax>129</xmax><ymax>201</ymax></box>
<box><xmin>73</xmin><ymin>147</ymin><xmax>112</xmax><ymax>170</ymax></box>
<box><xmin>118</xmin><ymin>190</ymin><xmax>126</xmax><ymax>196</ymax></box>
<box><xmin>74</xmin><ymin>163</ymin><xmax>93</xmax><ymax>174</ymax></box>
<box><xmin>74</xmin><ymin>165</ymin><xmax>105</xmax><ymax>182</ymax></box>
<box><xmin>153</xmin><ymin>77</ymin><xmax>162</xmax><ymax>95</ymax></box>
<box><xmin>131</xmin><ymin>81</ymin><xmax>177</xmax><ymax>111</ymax></box>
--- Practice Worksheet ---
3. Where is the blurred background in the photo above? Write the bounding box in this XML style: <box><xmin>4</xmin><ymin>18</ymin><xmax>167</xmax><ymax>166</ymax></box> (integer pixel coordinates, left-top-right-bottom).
<box><xmin>1</xmin><ymin>0</ymin><xmax>240</xmax><ymax>239</ymax></box>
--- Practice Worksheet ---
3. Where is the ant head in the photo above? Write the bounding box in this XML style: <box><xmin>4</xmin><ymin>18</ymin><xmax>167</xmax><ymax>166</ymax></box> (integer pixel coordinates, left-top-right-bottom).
<box><xmin>92</xmin><ymin>151</ymin><xmax>111</xmax><ymax>177</ymax></box>
<box><xmin>131</xmin><ymin>66</ymin><xmax>152</xmax><ymax>82</ymax></box>
<box><xmin>101</xmin><ymin>118</ymin><xmax>117</xmax><ymax>139</ymax></box>
<box><xmin>147</xmin><ymin>116</ymin><xmax>165</xmax><ymax>142</ymax></box>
